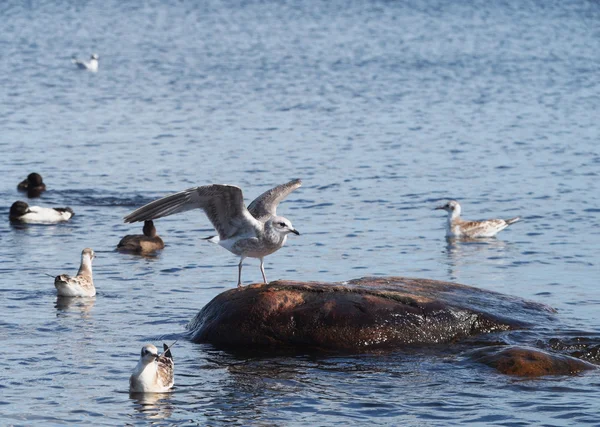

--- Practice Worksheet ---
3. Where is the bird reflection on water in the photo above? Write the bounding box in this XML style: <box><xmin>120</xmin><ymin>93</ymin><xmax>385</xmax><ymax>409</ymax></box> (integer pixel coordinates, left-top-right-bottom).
<box><xmin>129</xmin><ymin>392</ymin><xmax>174</xmax><ymax>420</ymax></box>
<box><xmin>55</xmin><ymin>296</ymin><xmax>96</xmax><ymax>317</ymax></box>
<box><xmin>443</xmin><ymin>237</ymin><xmax>510</xmax><ymax>282</ymax></box>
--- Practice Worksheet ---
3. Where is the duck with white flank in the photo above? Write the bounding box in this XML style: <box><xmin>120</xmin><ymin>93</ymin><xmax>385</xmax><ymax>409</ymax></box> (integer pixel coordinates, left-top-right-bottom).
<box><xmin>124</xmin><ymin>179</ymin><xmax>301</xmax><ymax>287</ymax></box>
<box><xmin>436</xmin><ymin>200</ymin><xmax>520</xmax><ymax>238</ymax></box>
<box><xmin>130</xmin><ymin>343</ymin><xmax>175</xmax><ymax>393</ymax></box>
<box><xmin>17</xmin><ymin>173</ymin><xmax>46</xmax><ymax>197</ymax></box>
<box><xmin>9</xmin><ymin>201</ymin><xmax>74</xmax><ymax>224</ymax></box>
<box><xmin>117</xmin><ymin>220</ymin><xmax>165</xmax><ymax>254</ymax></box>
<box><xmin>55</xmin><ymin>248</ymin><xmax>96</xmax><ymax>297</ymax></box>
<box><xmin>72</xmin><ymin>53</ymin><xmax>99</xmax><ymax>72</ymax></box>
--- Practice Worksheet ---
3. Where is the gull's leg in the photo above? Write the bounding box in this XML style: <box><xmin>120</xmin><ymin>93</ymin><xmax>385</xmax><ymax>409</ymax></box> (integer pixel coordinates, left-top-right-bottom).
<box><xmin>237</xmin><ymin>257</ymin><xmax>245</xmax><ymax>288</ymax></box>
<box><xmin>260</xmin><ymin>258</ymin><xmax>267</xmax><ymax>284</ymax></box>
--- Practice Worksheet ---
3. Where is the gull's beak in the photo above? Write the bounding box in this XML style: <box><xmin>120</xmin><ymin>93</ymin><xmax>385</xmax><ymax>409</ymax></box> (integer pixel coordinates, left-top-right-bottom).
<box><xmin>291</xmin><ymin>229</ymin><xmax>300</xmax><ymax>235</ymax></box>
<box><xmin>434</xmin><ymin>206</ymin><xmax>445</xmax><ymax>210</ymax></box>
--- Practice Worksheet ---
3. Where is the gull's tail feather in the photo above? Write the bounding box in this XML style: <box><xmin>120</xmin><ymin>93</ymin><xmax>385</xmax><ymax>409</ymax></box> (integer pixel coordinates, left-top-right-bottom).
<box><xmin>162</xmin><ymin>341</ymin><xmax>177</xmax><ymax>360</ymax></box>
<box><xmin>505</xmin><ymin>217</ymin><xmax>520</xmax><ymax>225</ymax></box>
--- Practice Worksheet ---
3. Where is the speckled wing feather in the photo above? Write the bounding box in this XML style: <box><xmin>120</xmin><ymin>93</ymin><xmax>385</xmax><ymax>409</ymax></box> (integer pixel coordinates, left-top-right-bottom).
<box><xmin>247</xmin><ymin>179</ymin><xmax>302</xmax><ymax>222</ymax></box>
<box><xmin>458</xmin><ymin>219</ymin><xmax>509</xmax><ymax>238</ymax></box>
<box><xmin>124</xmin><ymin>185</ymin><xmax>261</xmax><ymax>240</ymax></box>
<box><xmin>157</xmin><ymin>344</ymin><xmax>174</xmax><ymax>389</ymax></box>
<box><xmin>55</xmin><ymin>274</ymin><xmax>94</xmax><ymax>290</ymax></box>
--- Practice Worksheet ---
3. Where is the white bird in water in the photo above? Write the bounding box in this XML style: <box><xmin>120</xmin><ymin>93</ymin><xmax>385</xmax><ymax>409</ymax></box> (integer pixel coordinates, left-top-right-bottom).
<box><xmin>10</xmin><ymin>201</ymin><xmax>74</xmax><ymax>224</ymax></box>
<box><xmin>435</xmin><ymin>200</ymin><xmax>520</xmax><ymax>238</ymax></box>
<box><xmin>124</xmin><ymin>179</ymin><xmax>302</xmax><ymax>287</ymax></box>
<box><xmin>54</xmin><ymin>248</ymin><xmax>96</xmax><ymax>297</ymax></box>
<box><xmin>130</xmin><ymin>343</ymin><xmax>175</xmax><ymax>393</ymax></box>
<box><xmin>72</xmin><ymin>53</ymin><xmax>99</xmax><ymax>72</ymax></box>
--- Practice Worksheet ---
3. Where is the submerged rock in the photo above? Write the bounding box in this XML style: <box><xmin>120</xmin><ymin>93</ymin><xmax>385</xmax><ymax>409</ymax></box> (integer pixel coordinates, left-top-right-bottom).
<box><xmin>186</xmin><ymin>277</ymin><xmax>555</xmax><ymax>351</ymax></box>
<box><xmin>470</xmin><ymin>346</ymin><xmax>597</xmax><ymax>377</ymax></box>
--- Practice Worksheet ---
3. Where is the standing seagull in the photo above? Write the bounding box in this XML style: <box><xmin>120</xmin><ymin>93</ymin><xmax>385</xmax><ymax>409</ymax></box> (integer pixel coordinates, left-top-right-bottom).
<box><xmin>54</xmin><ymin>248</ymin><xmax>96</xmax><ymax>297</ymax></box>
<box><xmin>435</xmin><ymin>200</ymin><xmax>520</xmax><ymax>238</ymax></box>
<box><xmin>130</xmin><ymin>343</ymin><xmax>175</xmax><ymax>393</ymax></box>
<box><xmin>124</xmin><ymin>179</ymin><xmax>301</xmax><ymax>287</ymax></box>
<box><xmin>72</xmin><ymin>53</ymin><xmax>99</xmax><ymax>72</ymax></box>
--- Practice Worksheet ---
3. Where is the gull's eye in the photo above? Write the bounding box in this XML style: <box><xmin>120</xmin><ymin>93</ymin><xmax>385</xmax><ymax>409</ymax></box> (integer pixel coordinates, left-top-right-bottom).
<box><xmin>279</xmin><ymin>222</ymin><xmax>286</xmax><ymax>227</ymax></box>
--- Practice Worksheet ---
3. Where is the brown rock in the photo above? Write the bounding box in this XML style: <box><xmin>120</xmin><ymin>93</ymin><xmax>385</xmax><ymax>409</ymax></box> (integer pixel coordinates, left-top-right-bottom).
<box><xmin>186</xmin><ymin>277</ymin><xmax>555</xmax><ymax>351</ymax></box>
<box><xmin>471</xmin><ymin>346</ymin><xmax>597</xmax><ymax>376</ymax></box>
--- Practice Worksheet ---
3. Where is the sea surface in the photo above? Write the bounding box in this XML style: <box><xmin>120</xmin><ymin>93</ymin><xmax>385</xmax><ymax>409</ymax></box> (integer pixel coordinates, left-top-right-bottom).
<box><xmin>1</xmin><ymin>0</ymin><xmax>599</xmax><ymax>425</ymax></box>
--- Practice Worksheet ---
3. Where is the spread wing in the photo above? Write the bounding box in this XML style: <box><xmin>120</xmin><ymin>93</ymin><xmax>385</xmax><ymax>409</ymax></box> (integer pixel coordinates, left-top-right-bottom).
<box><xmin>247</xmin><ymin>179</ymin><xmax>302</xmax><ymax>222</ymax></box>
<box><xmin>124</xmin><ymin>185</ymin><xmax>261</xmax><ymax>240</ymax></box>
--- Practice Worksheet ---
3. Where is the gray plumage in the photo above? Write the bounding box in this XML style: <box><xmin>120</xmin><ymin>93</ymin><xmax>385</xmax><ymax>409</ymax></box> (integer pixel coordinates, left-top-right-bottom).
<box><xmin>124</xmin><ymin>180</ymin><xmax>302</xmax><ymax>286</ymax></box>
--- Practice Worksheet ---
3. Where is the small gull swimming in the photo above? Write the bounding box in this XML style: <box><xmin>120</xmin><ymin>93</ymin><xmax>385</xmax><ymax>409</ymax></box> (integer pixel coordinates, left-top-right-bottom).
<box><xmin>72</xmin><ymin>53</ymin><xmax>99</xmax><ymax>72</ymax></box>
<box><xmin>124</xmin><ymin>179</ymin><xmax>301</xmax><ymax>287</ymax></box>
<box><xmin>435</xmin><ymin>200</ymin><xmax>520</xmax><ymax>238</ymax></box>
<box><xmin>130</xmin><ymin>343</ymin><xmax>175</xmax><ymax>393</ymax></box>
<box><xmin>9</xmin><ymin>201</ymin><xmax>74</xmax><ymax>224</ymax></box>
<box><xmin>54</xmin><ymin>248</ymin><xmax>96</xmax><ymax>297</ymax></box>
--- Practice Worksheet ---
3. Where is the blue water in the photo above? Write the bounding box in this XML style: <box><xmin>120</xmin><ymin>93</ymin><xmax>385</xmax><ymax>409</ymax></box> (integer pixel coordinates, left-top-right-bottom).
<box><xmin>1</xmin><ymin>0</ymin><xmax>599</xmax><ymax>425</ymax></box>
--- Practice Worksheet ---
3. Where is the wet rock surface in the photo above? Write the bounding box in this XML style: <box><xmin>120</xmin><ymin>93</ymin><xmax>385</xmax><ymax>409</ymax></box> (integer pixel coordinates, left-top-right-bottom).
<box><xmin>470</xmin><ymin>346</ymin><xmax>597</xmax><ymax>376</ymax></box>
<box><xmin>186</xmin><ymin>277</ymin><xmax>556</xmax><ymax>351</ymax></box>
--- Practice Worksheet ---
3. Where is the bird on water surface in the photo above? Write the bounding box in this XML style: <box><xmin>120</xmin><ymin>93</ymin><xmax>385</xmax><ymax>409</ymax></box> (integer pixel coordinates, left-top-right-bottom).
<box><xmin>9</xmin><ymin>201</ymin><xmax>74</xmax><ymax>224</ymax></box>
<box><xmin>17</xmin><ymin>172</ymin><xmax>46</xmax><ymax>197</ymax></box>
<box><xmin>72</xmin><ymin>53</ymin><xmax>99</xmax><ymax>72</ymax></box>
<box><xmin>54</xmin><ymin>248</ymin><xmax>96</xmax><ymax>297</ymax></box>
<box><xmin>129</xmin><ymin>343</ymin><xmax>175</xmax><ymax>393</ymax></box>
<box><xmin>435</xmin><ymin>200</ymin><xmax>520</xmax><ymax>238</ymax></box>
<box><xmin>117</xmin><ymin>220</ymin><xmax>165</xmax><ymax>254</ymax></box>
<box><xmin>124</xmin><ymin>179</ymin><xmax>302</xmax><ymax>287</ymax></box>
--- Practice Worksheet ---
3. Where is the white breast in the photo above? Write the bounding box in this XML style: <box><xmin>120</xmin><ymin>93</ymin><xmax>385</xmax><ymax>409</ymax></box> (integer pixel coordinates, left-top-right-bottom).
<box><xmin>130</xmin><ymin>362</ymin><xmax>169</xmax><ymax>393</ymax></box>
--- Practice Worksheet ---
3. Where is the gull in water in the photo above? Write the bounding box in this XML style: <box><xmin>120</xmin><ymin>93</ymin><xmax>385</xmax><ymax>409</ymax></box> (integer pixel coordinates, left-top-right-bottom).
<box><xmin>117</xmin><ymin>220</ymin><xmax>165</xmax><ymax>254</ymax></box>
<box><xmin>17</xmin><ymin>172</ymin><xmax>46</xmax><ymax>197</ymax></box>
<box><xmin>10</xmin><ymin>200</ymin><xmax>74</xmax><ymax>224</ymax></box>
<box><xmin>54</xmin><ymin>248</ymin><xmax>96</xmax><ymax>297</ymax></box>
<box><xmin>72</xmin><ymin>53</ymin><xmax>99</xmax><ymax>72</ymax></box>
<box><xmin>124</xmin><ymin>179</ymin><xmax>302</xmax><ymax>287</ymax></box>
<box><xmin>435</xmin><ymin>200</ymin><xmax>520</xmax><ymax>238</ymax></box>
<box><xmin>130</xmin><ymin>343</ymin><xmax>175</xmax><ymax>393</ymax></box>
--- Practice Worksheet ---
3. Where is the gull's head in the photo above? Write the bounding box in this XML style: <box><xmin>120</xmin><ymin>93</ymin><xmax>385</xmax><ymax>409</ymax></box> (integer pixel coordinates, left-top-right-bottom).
<box><xmin>435</xmin><ymin>200</ymin><xmax>461</xmax><ymax>216</ymax></box>
<box><xmin>140</xmin><ymin>344</ymin><xmax>159</xmax><ymax>363</ymax></box>
<box><xmin>269</xmin><ymin>216</ymin><xmax>300</xmax><ymax>236</ymax></box>
<box><xmin>91</xmin><ymin>54</ymin><xmax>99</xmax><ymax>60</ymax></box>
<box><xmin>81</xmin><ymin>248</ymin><xmax>96</xmax><ymax>262</ymax></box>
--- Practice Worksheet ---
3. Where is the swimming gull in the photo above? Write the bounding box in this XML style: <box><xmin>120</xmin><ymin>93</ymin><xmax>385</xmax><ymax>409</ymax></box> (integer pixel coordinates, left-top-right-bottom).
<box><xmin>72</xmin><ymin>53</ymin><xmax>99</xmax><ymax>72</ymax></box>
<box><xmin>54</xmin><ymin>248</ymin><xmax>96</xmax><ymax>297</ymax></box>
<box><xmin>124</xmin><ymin>179</ymin><xmax>301</xmax><ymax>287</ymax></box>
<box><xmin>435</xmin><ymin>200</ymin><xmax>520</xmax><ymax>238</ymax></box>
<box><xmin>130</xmin><ymin>343</ymin><xmax>175</xmax><ymax>393</ymax></box>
